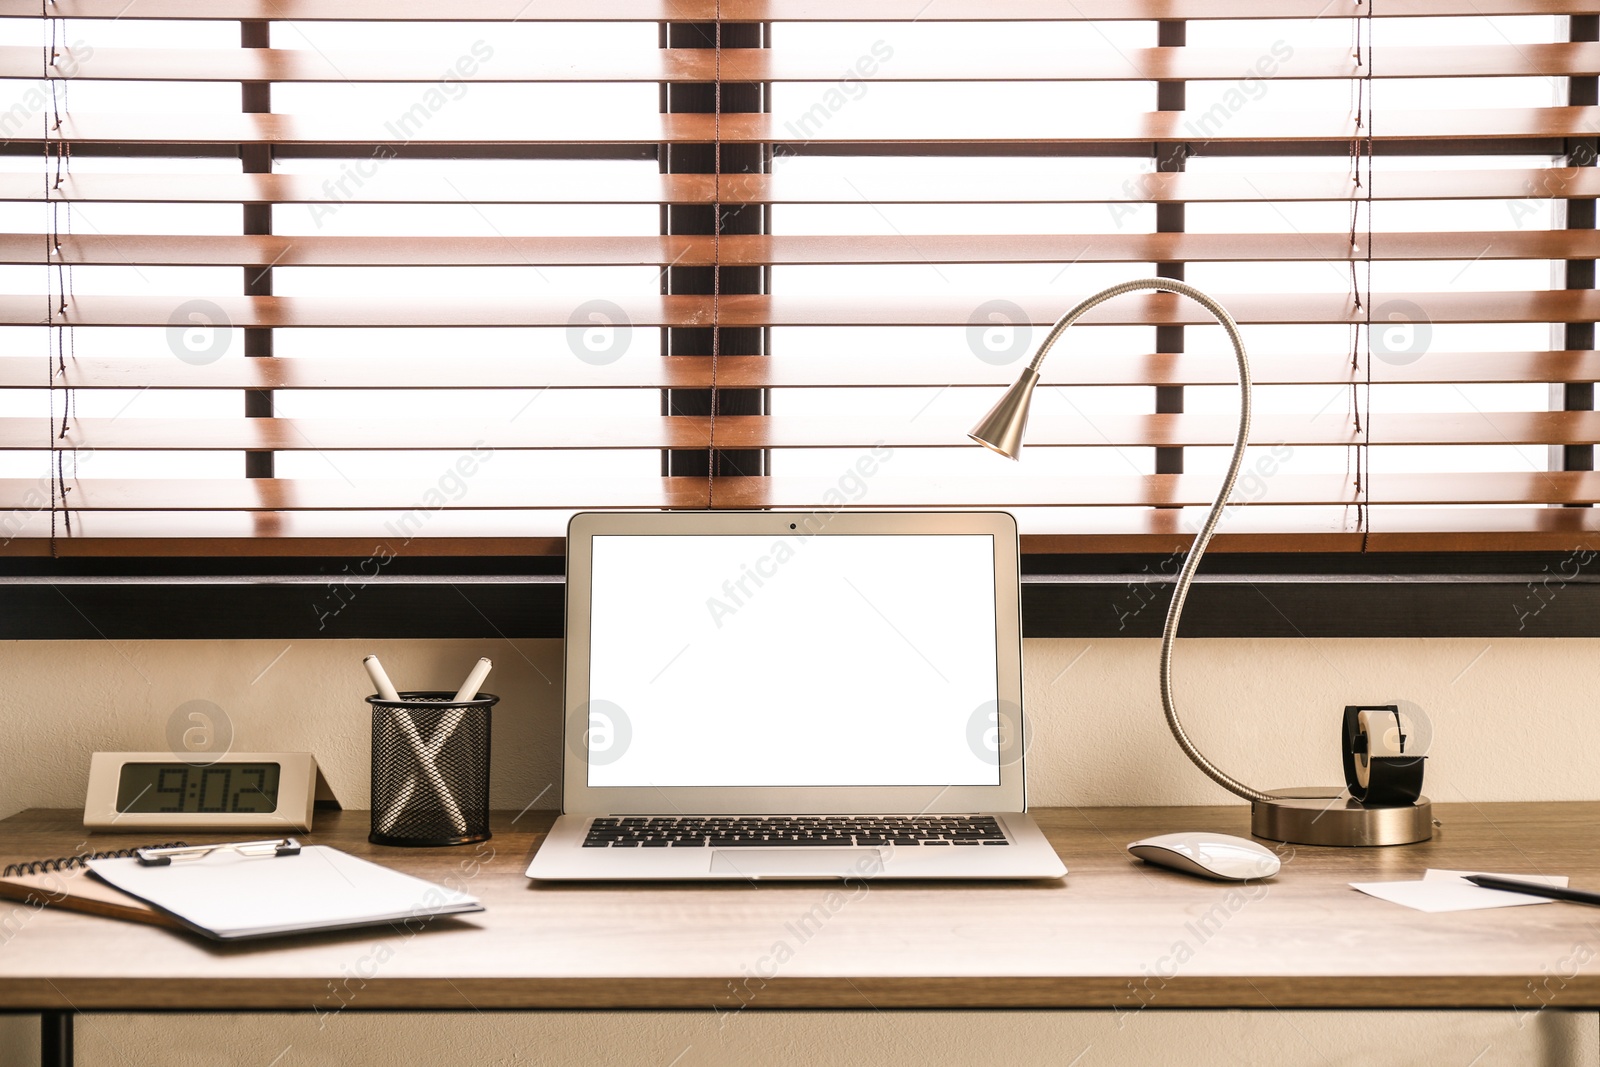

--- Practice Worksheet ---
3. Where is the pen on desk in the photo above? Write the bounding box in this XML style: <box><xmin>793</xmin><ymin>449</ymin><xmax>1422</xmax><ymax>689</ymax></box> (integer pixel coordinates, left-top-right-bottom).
<box><xmin>1463</xmin><ymin>874</ymin><xmax>1600</xmax><ymax>906</ymax></box>
<box><xmin>452</xmin><ymin>657</ymin><xmax>493</xmax><ymax>703</ymax></box>
<box><xmin>363</xmin><ymin>655</ymin><xmax>402</xmax><ymax>702</ymax></box>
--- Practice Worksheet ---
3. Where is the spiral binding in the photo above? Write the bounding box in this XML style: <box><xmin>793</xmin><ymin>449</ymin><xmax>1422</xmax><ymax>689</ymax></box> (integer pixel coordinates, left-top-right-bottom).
<box><xmin>4</xmin><ymin>841</ymin><xmax>188</xmax><ymax>878</ymax></box>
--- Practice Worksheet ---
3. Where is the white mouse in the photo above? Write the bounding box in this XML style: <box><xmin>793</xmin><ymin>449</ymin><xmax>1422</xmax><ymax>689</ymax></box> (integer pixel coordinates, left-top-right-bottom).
<box><xmin>1126</xmin><ymin>832</ymin><xmax>1281</xmax><ymax>882</ymax></box>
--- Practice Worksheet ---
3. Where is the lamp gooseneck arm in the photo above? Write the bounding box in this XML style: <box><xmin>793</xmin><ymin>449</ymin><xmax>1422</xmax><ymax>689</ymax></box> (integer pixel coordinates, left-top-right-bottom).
<box><xmin>1032</xmin><ymin>277</ymin><xmax>1279</xmax><ymax>805</ymax></box>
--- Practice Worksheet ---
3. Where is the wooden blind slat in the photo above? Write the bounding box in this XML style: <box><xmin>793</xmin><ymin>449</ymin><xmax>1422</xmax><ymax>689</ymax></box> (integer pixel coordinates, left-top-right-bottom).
<box><xmin>7</xmin><ymin>291</ymin><xmax>1596</xmax><ymax>328</ymax></box>
<box><xmin>708</xmin><ymin>411</ymin><xmax>1600</xmax><ymax>449</ymax></box>
<box><xmin>17</xmin><ymin>107</ymin><xmax>1598</xmax><ymax>148</ymax></box>
<box><xmin>0</xmin><ymin>477</ymin><xmax>700</xmax><ymax>512</ymax></box>
<box><xmin>12</xmin><ymin>231</ymin><xmax>1599</xmax><ymax>267</ymax></box>
<box><xmin>7</xmin><ymin>169</ymin><xmax>1594</xmax><ymax>207</ymax></box>
<box><xmin>703</xmin><ymin>472</ymin><xmax>1600</xmax><ymax>508</ymax></box>
<box><xmin>722</xmin><ymin>169</ymin><xmax>1600</xmax><ymax>205</ymax></box>
<box><xmin>3</xmin><ymin>352</ymin><xmax>1598</xmax><ymax>390</ymax></box>
<box><xmin>3</xmin><ymin>46</ymin><xmax>707</xmax><ymax>84</ymax></box>
<box><xmin>5</xmin><ymin>0</ymin><xmax>1594</xmax><ymax>21</ymax></box>
<box><xmin>2</xmin><ymin>352</ymin><xmax>1599</xmax><ymax>391</ymax></box>
<box><xmin>729</xmin><ymin>0</ymin><xmax>1600</xmax><ymax>17</ymax></box>
<box><xmin>9</xmin><ymin>471</ymin><xmax>1598</xmax><ymax>511</ymax></box>
<box><xmin>0</xmin><ymin>172</ymin><xmax>714</xmax><ymax>206</ymax></box>
<box><xmin>13</xmin><ymin>43</ymin><xmax>1600</xmax><ymax>82</ymax></box>
<box><xmin>0</xmin><ymin>417</ymin><xmax>699</xmax><ymax>451</ymax></box>
<box><xmin>0</xmin><ymin>1</ymin><xmax>715</xmax><ymax>20</ymax></box>
<box><xmin>6</xmin><ymin>411</ymin><xmax>1596</xmax><ymax>451</ymax></box>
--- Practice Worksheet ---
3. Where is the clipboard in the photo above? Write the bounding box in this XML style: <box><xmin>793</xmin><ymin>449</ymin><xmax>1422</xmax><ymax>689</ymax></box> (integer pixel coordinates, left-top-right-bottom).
<box><xmin>86</xmin><ymin>838</ymin><xmax>483</xmax><ymax>941</ymax></box>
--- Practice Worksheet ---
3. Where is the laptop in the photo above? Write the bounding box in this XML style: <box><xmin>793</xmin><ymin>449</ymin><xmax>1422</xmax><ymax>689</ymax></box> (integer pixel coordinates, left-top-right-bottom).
<box><xmin>526</xmin><ymin>509</ymin><xmax>1066</xmax><ymax>881</ymax></box>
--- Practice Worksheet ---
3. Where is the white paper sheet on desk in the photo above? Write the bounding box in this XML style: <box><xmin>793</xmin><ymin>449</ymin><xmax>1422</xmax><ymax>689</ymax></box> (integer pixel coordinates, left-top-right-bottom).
<box><xmin>1349</xmin><ymin>869</ymin><xmax>1569</xmax><ymax>913</ymax></box>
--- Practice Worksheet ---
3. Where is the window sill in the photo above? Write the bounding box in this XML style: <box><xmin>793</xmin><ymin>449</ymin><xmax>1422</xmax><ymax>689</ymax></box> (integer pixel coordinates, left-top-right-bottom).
<box><xmin>0</xmin><ymin>554</ymin><xmax>1593</xmax><ymax>639</ymax></box>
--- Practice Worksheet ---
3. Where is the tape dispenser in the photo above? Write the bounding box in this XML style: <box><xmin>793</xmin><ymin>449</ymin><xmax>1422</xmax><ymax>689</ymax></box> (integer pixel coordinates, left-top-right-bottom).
<box><xmin>1342</xmin><ymin>704</ymin><xmax>1426</xmax><ymax>808</ymax></box>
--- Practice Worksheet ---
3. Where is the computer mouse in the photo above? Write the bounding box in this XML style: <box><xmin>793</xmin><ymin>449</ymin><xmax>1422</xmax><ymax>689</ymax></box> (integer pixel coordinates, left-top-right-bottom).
<box><xmin>1126</xmin><ymin>832</ymin><xmax>1281</xmax><ymax>882</ymax></box>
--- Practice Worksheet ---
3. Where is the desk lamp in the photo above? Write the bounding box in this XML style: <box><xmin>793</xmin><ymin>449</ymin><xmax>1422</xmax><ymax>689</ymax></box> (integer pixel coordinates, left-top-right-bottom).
<box><xmin>969</xmin><ymin>276</ymin><xmax>1431</xmax><ymax>847</ymax></box>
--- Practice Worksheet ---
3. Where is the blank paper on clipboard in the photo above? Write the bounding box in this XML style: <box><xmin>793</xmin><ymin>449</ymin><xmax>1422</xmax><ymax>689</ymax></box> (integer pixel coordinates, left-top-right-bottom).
<box><xmin>87</xmin><ymin>844</ymin><xmax>482</xmax><ymax>940</ymax></box>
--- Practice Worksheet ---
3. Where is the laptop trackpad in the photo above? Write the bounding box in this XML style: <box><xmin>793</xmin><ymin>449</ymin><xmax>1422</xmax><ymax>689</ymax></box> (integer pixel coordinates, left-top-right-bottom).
<box><xmin>710</xmin><ymin>849</ymin><xmax>882</xmax><ymax>879</ymax></box>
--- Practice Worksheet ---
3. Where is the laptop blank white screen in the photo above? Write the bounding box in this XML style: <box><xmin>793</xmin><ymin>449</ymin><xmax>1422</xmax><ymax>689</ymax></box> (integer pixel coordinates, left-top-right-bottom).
<box><xmin>586</xmin><ymin>533</ymin><xmax>1002</xmax><ymax>788</ymax></box>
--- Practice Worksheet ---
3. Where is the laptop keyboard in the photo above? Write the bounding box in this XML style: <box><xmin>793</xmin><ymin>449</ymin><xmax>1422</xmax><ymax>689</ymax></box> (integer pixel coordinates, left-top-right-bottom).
<box><xmin>582</xmin><ymin>815</ymin><xmax>1009</xmax><ymax>848</ymax></box>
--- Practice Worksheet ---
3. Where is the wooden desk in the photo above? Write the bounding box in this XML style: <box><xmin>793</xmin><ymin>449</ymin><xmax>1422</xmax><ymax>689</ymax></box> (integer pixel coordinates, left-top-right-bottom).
<box><xmin>2</xmin><ymin>803</ymin><xmax>1599</xmax><ymax>1031</ymax></box>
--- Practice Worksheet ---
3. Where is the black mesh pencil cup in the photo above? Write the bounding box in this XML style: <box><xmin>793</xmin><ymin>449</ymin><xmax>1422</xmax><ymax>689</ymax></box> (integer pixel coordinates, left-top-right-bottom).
<box><xmin>368</xmin><ymin>691</ymin><xmax>496</xmax><ymax>846</ymax></box>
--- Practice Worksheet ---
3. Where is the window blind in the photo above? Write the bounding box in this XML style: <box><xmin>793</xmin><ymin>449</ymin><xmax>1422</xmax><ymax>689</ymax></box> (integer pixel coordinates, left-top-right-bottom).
<box><xmin>0</xmin><ymin>0</ymin><xmax>1597</xmax><ymax>557</ymax></box>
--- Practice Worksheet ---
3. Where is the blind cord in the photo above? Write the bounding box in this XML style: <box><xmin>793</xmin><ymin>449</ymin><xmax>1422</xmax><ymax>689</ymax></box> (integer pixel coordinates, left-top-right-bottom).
<box><xmin>1345</xmin><ymin>13</ymin><xmax>1363</xmax><ymax>524</ymax></box>
<box><xmin>43</xmin><ymin>3</ymin><xmax>53</xmax><ymax>552</ymax></box>
<box><xmin>1361</xmin><ymin>2</ymin><xmax>1374</xmax><ymax>551</ymax></box>
<box><xmin>44</xmin><ymin>4</ymin><xmax>74</xmax><ymax>552</ymax></box>
<box><xmin>1347</xmin><ymin>4</ymin><xmax>1374</xmax><ymax>548</ymax></box>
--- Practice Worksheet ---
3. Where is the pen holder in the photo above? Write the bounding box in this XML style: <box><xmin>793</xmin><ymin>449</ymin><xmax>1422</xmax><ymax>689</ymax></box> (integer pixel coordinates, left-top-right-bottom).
<box><xmin>368</xmin><ymin>691</ymin><xmax>496</xmax><ymax>847</ymax></box>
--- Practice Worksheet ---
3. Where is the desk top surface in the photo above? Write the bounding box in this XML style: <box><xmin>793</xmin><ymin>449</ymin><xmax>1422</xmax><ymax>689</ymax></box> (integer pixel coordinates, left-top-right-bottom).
<box><xmin>2</xmin><ymin>803</ymin><xmax>1599</xmax><ymax>1012</ymax></box>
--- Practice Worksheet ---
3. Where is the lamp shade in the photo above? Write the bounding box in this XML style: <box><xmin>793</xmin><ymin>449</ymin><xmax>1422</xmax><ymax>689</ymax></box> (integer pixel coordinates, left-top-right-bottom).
<box><xmin>968</xmin><ymin>366</ymin><xmax>1041</xmax><ymax>460</ymax></box>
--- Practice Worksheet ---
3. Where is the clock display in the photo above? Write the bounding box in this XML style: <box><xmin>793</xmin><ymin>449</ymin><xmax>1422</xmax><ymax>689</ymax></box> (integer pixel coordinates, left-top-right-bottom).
<box><xmin>115</xmin><ymin>762</ymin><xmax>281</xmax><ymax>814</ymax></box>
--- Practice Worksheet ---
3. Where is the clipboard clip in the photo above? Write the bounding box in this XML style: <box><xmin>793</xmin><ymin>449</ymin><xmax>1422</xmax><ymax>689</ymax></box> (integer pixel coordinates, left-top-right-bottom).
<box><xmin>135</xmin><ymin>837</ymin><xmax>302</xmax><ymax>866</ymax></box>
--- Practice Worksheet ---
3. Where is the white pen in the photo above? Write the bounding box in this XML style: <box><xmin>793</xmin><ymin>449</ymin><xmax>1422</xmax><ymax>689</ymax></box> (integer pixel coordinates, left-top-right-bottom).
<box><xmin>413</xmin><ymin>657</ymin><xmax>492</xmax><ymax>834</ymax></box>
<box><xmin>362</xmin><ymin>655</ymin><xmax>466</xmax><ymax>834</ymax></box>
<box><xmin>452</xmin><ymin>657</ymin><xmax>493</xmax><ymax>703</ymax></box>
<box><xmin>363</xmin><ymin>654</ymin><xmax>402</xmax><ymax>702</ymax></box>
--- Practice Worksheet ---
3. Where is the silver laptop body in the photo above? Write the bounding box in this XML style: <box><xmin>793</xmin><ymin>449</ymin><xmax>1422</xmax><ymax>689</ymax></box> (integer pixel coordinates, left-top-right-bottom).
<box><xmin>526</xmin><ymin>509</ymin><xmax>1066</xmax><ymax>881</ymax></box>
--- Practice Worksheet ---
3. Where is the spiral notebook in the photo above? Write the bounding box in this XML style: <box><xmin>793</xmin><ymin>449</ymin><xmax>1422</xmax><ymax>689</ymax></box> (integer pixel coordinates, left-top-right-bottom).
<box><xmin>0</xmin><ymin>843</ymin><xmax>190</xmax><ymax>931</ymax></box>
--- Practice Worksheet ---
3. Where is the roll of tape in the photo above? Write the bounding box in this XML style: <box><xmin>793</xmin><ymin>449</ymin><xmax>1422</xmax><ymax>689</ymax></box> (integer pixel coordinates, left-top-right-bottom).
<box><xmin>1342</xmin><ymin>704</ymin><xmax>1425</xmax><ymax>808</ymax></box>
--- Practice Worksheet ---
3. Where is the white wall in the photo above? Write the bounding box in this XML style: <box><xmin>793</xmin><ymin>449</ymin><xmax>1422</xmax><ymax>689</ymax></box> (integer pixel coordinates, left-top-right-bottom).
<box><xmin>1</xmin><ymin>636</ymin><xmax>1596</xmax><ymax>1066</ymax></box>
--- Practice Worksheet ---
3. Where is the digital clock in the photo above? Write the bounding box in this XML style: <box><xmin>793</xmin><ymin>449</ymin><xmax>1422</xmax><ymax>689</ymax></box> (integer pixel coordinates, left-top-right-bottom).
<box><xmin>84</xmin><ymin>752</ymin><xmax>319</xmax><ymax>832</ymax></box>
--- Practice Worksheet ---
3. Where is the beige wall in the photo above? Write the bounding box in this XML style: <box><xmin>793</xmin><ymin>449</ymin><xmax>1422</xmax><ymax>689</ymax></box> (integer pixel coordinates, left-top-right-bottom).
<box><xmin>1</xmin><ymin>636</ymin><xmax>1596</xmax><ymax>1065</ymax></box>
<box><xmin>1</xmin><ymin>636</ymin><xmax>1595</xmax><ymax>820</ymax></box>
<box><xmin>55</xmin><ymin>1010</ymin><xmax>1600</xmax><ymax>1067</ymax></box>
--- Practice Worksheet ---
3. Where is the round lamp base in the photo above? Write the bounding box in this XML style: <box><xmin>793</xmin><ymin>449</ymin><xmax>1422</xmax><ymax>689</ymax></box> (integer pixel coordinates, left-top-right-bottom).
<box><xmin>1250</xmin><ymin>786</ymin><xmax>1434</xmax><ymax>847</ymax></box>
